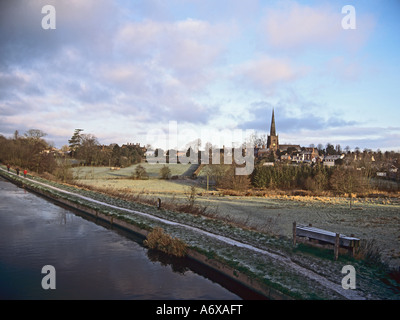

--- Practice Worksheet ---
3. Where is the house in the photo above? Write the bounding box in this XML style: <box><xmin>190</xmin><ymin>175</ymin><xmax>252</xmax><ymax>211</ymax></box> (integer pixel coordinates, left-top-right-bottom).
<box><xmin>301</xmin><ymin>147</ymin><xmax>319</xmax><ymax>162</ymax></box>
<box><xmin>291</xmin><ymin>153</ymin><xmax>303</xmax><ymax>163</ymax></box>
<box><xmin>323</xmin><ymin>154</ymin><xmax>345</xmax><ymax>167</ymax></box>
<box><xmin>291</xmin><ymin>148</ymin><xmax>320</xmax><ymax>164</ymax></box>
<box><xmin>280</xmin><ymin>153</ymin><xmax>292</xmax><ymax>161</ymax></box>
<box><xmin>145</xmin><ymin>149</ymin><xmax>155</xmax><ymax>158</ymax></box>
<box><xmin>256</xmin><ymin>145</ymin><xmax>270</xmax><ymax>158</ymax></box>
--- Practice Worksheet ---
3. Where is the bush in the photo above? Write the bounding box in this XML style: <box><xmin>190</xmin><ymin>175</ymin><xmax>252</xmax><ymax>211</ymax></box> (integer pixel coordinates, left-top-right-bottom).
<box><xmin>143</xmin><ymin>227</ymin><xmax>187</xmax><ymax>257</ymax></box>
<box><xmin>53</xmin><ymin>163</ymin><xmax>74</xmax><ymax>183</ymax></box>
<box><xmin>218</xmin><ymin>165</ymin><xmax>251</xmax><ymax>192</ymax></box>
<box><xmin>159</xmin><ymin>165</ymin><xmax>171</xmax><ymax>179</ymax></box>
<box><xmin>185</xmin><ymin>185</ymin><xmax>197</xmax><ymax>210</ymax></box>
<box><xmin>354</xmin><ymin>239</ymin><xmax>385</xmax><ymax>268</ymax></box>
<box><xmin>133</xmin><ymin>164</ymin><xmax>148</xmax><ymax>180</ymax></box>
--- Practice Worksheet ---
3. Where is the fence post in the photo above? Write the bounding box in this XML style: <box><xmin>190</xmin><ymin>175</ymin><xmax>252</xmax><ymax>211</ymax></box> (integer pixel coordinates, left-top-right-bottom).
<box><xmin>334</xmin><ymin>233</ymin><xmax>340</xmax><ymax>261</ymax></box>
<box><xmin>293</xmin><ymin>222</ymin><xmax>297</xmax><ymax>247</ymax></box>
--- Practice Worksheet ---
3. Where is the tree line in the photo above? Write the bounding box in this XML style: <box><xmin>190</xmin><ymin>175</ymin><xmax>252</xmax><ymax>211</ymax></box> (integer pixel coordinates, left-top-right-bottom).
<box><xmin>0</xmin><ymin>129</ymin><xmax>57</xmax><ymax>174</ymax></box>
<box><xmin>1</xmin><ymin>128</ymin><xmax>398</xmax><ymax>196</ymax></box>
<box><xmin>68</xmin><ymin>129</ymin><xmax>144</xmax><ymax>167</ymax></box>
<box><xmin>250</xmin><ymin>163</ymin><xmax>371</xmax><ymax>195</ymax></box>
<box><xmin>0</xmin><ymin>128</ymin><xmax>145</xmax><ymax>181</ymax></box>
<box><xmin>205</xmin><ymin>162</ymin><xmax>371</xmax><ymax>197</ymax></box>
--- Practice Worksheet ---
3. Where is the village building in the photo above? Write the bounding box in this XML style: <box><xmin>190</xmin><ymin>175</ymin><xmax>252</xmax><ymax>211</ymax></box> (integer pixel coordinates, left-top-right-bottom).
<box><xmin>323</xmin><ymin>154</ymin><xmax>345</xmax><ymax>167</ymax></box>
<box><xmin>290</xmin><ymin>148</ymin><xmax>320</xmax><ymax>164</ymax></box>
<box><xmin>256</xmin><ymin>145</ymin><xmax>269</xmax><ymax>158</ymax></box>
<box><xmin>301</xmin><ymin>147</ymin><xmax>320</xmax><ymax>162</ymax></box>
<box><xmin>280</xmin><ymin>153</ymin><xmax>292</xmax><ymax>161</ymax></box>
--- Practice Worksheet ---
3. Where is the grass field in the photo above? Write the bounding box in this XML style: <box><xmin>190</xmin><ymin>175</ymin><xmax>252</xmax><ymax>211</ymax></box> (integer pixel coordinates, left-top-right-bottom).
<box><xmin>72</xmin><ymin>164</ymin><xmax>400</xmax><ymax>269</ymax></box>
<box><xmin>72</xmin><ymin>163</ymin><xmax>199</xmax><ymax>180</ymax></box>
<box><xmin>72</xmin><ymin>164</ymin><xmax>200</xmax><ymax>193</ymax></box>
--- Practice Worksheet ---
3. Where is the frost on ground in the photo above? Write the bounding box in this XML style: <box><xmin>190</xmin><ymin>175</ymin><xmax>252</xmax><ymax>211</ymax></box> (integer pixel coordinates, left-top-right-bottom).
<box><xmin>2</xmin><ymin>166</ymin><xmax>399</xmax><ymax>300</ymax></box>
<box><xmin>69</xmin><ymin>165</ymin><xmax>400</xmax><ymax>298</ymax></box>
<box><xmin>79</xmin><ymin>173</ymin><xmax>400</xmax><ymax>270</ymax></box>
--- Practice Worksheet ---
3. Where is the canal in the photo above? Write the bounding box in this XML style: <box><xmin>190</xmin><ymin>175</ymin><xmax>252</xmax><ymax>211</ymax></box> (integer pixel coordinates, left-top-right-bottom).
<box><xmin>0</xmin><ymin>177</ymin><xmax>257</xmax><ymax>300</ymax></box>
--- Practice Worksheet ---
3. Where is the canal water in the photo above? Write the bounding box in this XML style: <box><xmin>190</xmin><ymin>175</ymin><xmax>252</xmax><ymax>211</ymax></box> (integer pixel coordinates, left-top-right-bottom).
<box><xmin>0</xmin><ymin>177</ymin><xmax>249</xmax><ymax>300</ymax></box>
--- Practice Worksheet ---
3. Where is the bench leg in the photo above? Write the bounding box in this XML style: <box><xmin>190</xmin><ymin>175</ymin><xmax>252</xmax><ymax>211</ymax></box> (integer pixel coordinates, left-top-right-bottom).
<box><xmin>334</xmin><ymin>233</ymin><xmax>340</xmax><ymax>261</ymax></box>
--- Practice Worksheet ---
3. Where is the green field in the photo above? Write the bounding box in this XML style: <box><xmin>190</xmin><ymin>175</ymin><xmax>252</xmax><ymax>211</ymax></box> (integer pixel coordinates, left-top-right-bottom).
<box><xmin>72</xmin><ymin>163</ymin><xmax>199</xmax><ymax>180</ymax></box>
<box><xmin>72</xmin><ymin>163</ymin><xmax>202</xmax><ymax>194</ymax></box>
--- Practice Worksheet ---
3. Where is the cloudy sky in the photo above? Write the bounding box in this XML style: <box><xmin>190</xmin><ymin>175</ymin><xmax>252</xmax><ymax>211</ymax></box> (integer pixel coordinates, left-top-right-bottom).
<box><xmin>1</xmin><ymin>0</ymin><xmax>399</xmax><ymax>151</ymax></box>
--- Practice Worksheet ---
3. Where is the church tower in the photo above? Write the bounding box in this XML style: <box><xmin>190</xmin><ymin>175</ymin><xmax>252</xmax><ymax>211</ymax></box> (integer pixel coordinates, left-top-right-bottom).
<box><xmin>267</xmin><ymin>109</ymin><xmax>279</xmax><ymax>152</ymax></box>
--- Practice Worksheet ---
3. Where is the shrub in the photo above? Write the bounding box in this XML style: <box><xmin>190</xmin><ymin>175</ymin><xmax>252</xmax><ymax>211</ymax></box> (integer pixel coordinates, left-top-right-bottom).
<box><xmin>133</xmin><ymin>164</ymin><xmax>148</xmax><ymax>180</ymax></box>
<box><xmin>53</xmin><ymin>163</ymin><xmax>74</xmax><ymax>183</ymax></box>
<box><xmin>354</xmin><ymin>239</ymin><xmax>385</xmax><ymax>267</ymax></box>
<box><xmin>218</xmin><ymin>165</ymin><xmax>251</xmax><ymax>192</ymax></box>
<box><xmin>185</xmin><ymin>185</ymin><xmax>197</xmax><ymax>210</ymax></box>
<box><xmin>159</xmin><ymin>165</ymin><xmax>171</xmax><ymax>179</ymax></box>
<box><xmin>143</xmin><ymin>227</ymin><xmax>187</xmax><ymax>257</ymax></box>
<box><xmin>177</xmin><ymin>185</ymin><xmax>209</xmax><ymax>216</ymax></box>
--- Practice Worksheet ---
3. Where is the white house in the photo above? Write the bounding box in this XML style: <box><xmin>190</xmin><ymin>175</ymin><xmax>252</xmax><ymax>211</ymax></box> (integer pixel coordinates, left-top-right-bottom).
<box><xmin>323</xmin><ymin>154</ymin><xmax>345</xmax><ymax>167</ymax></box>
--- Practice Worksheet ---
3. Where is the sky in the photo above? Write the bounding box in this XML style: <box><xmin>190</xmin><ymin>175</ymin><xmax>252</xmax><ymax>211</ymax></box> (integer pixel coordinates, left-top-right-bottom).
<box><xmin>1</xmin><ymin>0</ymin><xmax>399</xmax><ymax>152</ymax></box>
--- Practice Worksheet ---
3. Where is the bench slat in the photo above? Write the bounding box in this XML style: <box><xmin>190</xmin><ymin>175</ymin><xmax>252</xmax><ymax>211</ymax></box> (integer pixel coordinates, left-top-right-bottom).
<box><xmin>296</xmin><ymin>225</ymin><xmax>359</xmax><ymax>247</ymax></box>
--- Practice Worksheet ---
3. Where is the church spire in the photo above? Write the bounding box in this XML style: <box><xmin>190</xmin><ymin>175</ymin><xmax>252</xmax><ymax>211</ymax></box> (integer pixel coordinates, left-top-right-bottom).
<box><xmin>267</xmin><ymin>108</ymin><xmax>279</xmax><ymax>152</ymax></box>
<box><xmin>270</xmin><ymin>108</ymin><xmax>276</xmax><ymax>136</ymax></box>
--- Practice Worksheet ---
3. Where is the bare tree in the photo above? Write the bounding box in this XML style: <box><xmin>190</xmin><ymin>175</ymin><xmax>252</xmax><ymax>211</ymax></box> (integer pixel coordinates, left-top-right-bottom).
<box><xmin>330</xmin><ymin>167</ymin><xmax>370</xmax><ymax>209</ymax></box>
<box><xmin>246</xmin><ymin>132</ymin><xmax>267</xmax><ymax>148</ymax></box>
<box><xmin>76</xmin><ymin>133</ymin><xmax>100</xmax><ymax>165</ymax></box>
<box><xmin>24</xmin><ymin>129</ymin><xmax>47</xmax><ymax>140</ymax></box>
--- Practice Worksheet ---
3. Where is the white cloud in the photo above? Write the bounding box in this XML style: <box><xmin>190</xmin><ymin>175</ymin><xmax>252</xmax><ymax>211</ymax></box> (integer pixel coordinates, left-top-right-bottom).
<box><xmin>261</xmin><ymin>1</ymin><xmax>375</xmax><ymax>52</ymax></box>
<box><xmin>115</xmin><ymin>18</ymin><xmax>231</xmax><ymax>73</ymax></box>
<box><xmin>233</xmin><ymin>55</ymin><xmax>304</xmax><ymax>91</ymax></box>
<box><xmin>263</xmin><ymin>2</ymin><xmax>339</xmax><ymax>49</ymax></box>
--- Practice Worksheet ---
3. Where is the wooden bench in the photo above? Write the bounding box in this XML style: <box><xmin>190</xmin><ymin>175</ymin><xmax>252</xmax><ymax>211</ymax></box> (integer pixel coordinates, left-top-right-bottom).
<box><xmin>293</xmin><ymin>222</ymin><xmax>360</xmax><ymax>260</ymax></box>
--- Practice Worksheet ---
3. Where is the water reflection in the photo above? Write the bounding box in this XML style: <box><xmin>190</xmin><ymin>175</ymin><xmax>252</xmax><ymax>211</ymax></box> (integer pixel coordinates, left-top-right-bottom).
<box><xmin>147</xmin><ymin>249</ymin><xmax>190</xmax><ymax>274</ymax></box>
